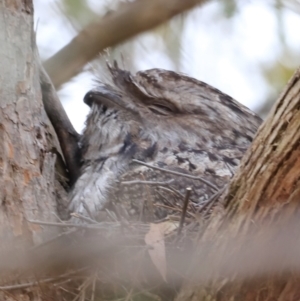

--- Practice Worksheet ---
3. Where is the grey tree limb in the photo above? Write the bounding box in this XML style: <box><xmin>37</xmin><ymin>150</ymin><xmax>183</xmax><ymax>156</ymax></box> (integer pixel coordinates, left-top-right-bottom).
<box><xmin>43</xmin><ymin>0</ymin><xmax>207</xmax><ymax>89</ymax></box>
<box><xmin>39</xmin><ymin>62</ymin><xmax>81</xmax><ymax>185</ymax></box>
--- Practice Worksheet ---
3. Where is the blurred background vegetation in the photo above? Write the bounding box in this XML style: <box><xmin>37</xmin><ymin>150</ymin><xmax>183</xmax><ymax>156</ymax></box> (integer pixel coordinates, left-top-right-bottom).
<box><xmin>34</xmin><ymin>0</ymin><xmax>300</xmax><ymax>131</ymax></box>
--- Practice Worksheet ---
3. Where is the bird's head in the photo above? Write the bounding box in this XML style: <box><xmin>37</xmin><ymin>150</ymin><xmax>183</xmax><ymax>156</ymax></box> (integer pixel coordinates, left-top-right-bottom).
<box><xmin>83</xmin><ymin>62</ymin><xmax>261</xmax><ymax>158</ymax></box>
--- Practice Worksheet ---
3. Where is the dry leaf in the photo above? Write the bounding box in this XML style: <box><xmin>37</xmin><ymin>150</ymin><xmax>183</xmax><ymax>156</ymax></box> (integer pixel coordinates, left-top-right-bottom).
<box><xmin>158</xmin><ymin>220</ymin><xmax>178</xmax><ymax>235</ymax></box>
<box><xmin>145</xmin><ymin>223</ymin><xmax>167</xmax><ymax>282</ymax></box>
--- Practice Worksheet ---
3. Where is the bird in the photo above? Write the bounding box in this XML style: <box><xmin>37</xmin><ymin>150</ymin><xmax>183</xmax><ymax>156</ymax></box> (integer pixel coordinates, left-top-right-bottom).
<box><xmin>68</xmin><ymin>63</ymin><xmax>262</xmax><ymax>223</ymax></box>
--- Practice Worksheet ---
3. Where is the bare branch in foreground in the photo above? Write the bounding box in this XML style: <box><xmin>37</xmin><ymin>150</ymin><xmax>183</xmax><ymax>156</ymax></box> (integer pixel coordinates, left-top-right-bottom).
<box><xmin>44</xmin><ymin>0</ymin><xmax>207</xmax><ymax>88</ymax></box>
<box><xmin>6</xmin><ymin>214</ymin><xmax>300</xmax><ymax>291</ymax></box>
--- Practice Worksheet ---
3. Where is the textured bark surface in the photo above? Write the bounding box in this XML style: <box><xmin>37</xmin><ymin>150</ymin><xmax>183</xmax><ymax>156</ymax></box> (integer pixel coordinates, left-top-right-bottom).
<box><xmin>0</xmin><ymin>1</ymin><xmax>66</xmax><ymax>299</ymax></box>
<box><xmin>175</xmin><ymin>69</ymin><xmax>300</xmax><ymax>300</ymax></box>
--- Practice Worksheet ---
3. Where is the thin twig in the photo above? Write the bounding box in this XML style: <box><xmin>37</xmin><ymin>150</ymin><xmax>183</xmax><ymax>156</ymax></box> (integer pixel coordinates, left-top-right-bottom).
<box><xmin>178</xmin><ymin>187</ymin><xmax>192</xmax><ymax>236</ymax></box>
<box><xmin>141</xmin><ymin>291</ymin><xmax>162</xmax><ymax>301</ymax></box>
<box><xmin>75</xmin><ymin>277</ymin><xmax>91</xmax><ymax>301</ymax></box>
<box><xmin>31</xmin><ymin>228</ymin><xmax>78</xmax><ymax>250</ymax></box>
<box><xmin>71</xmin><ymin>212</ymin><xmax>99</xmax><ymax>224</ymax></box>
<box><xmin>51</xmin><ymin>211</ymin><xmax>65</xmax><ymax>223</ymax></box>
<box><xmin>105</xmin><ymin>209</ymin><xmax>119</xmax><ymax>222</ymax></box>
<box><xmin>81</xmin><ymin>200</ymin><xmax>96</xmax><ymax>220</ymax></box>
<box><xmin>91</xmin><ymin>272</ymin><xmax>97</xmax><ymax>301</ymax></box>
<box><xmin>153</xmin><ymin>203</ymin><xmax>195</xmax><ymax>218</ymax></box>
<box><xmin>124</xmin><ymin>288</ymin><xmax>134</xmax><ymax>301</ymax></box>
<box><xmin>155</xmin><ymin>190</ymin><xmax>176</xmax><ymax>209</ymax></box>
<box><xmin>57</xmin><ymin>285</ymin><xmax>78</xmax><ymax>297</ymax></box>
<box><xmin>121</xmin><ymin>179</ymin><xmax>174</xmax><ymax>186</ymax></box>
<box><xmin>225</xmin><ymin>162</ymin><xmax>235</xmax><ymax>178</ymax></box>
<box><xmin>197</xmin><ymin>186</ymin><xmax>227</xmax><ymax>215</ymax></box>
<box><xmin>27</xmin><ymin>219</ymin><xmax>120</xmax><ymax>230</ymax></box>
<box><xmin>0</xmin><ymin>288</ymin><xmax>19</xmax><ymax>301</ymax></box>
<box><xmin>27</xmin><ymin>219</ymin><xmax>78</xmax><ymax>227</ymax></box>
<box><xmin>0</xmin><ymin>267</ymin><xmax>88</xmax><ymax>291</ymax></box>
<box><xmin>133</xmin><ymin>159</ymin><xmax>218</xmax><ymax>191</ymax></box>
<box><xmin>53</xmin><ymin>278</ymin><xmax>72</xmax><ymax>287</ymax></box>
<box><xmin>157</xmin><ymin>185</ymin><xmax>185</xmax><ymax>199</ymax></box>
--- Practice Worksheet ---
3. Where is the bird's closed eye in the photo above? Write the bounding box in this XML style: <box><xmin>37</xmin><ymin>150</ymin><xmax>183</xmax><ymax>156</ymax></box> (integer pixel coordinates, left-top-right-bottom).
<box><xmin>148</xmin><ymin>104</ymin><xmax>174</xmax><ymax>116</ymax></box>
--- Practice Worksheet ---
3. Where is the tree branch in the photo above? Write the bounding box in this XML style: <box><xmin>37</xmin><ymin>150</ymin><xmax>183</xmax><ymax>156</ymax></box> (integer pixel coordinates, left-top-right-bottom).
<box><xmin>39</xmin><ymin>62</ymin><xmax>81</xmax><ymax>185</ymax></box>
<box><xmin>44</xmin><ymin>0</ymin><xmax>207</xmax><ymax>88</ymax></box>
<box><xmin>222</xmin><ymin>67</ymin><xmax>300</xmax><ymax>219</ymax></box>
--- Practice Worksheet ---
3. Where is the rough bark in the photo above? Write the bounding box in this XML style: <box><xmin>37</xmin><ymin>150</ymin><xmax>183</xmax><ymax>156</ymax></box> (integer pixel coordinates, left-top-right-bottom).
<box><xmin>0</xmin><ymin>1</ymin><xmax>66</xmax><ymax>299</ymax></box>
<box><xmin>175</xmin><ymin>69</ymin><xmax>300</xmax><ymax>300</ymax></box>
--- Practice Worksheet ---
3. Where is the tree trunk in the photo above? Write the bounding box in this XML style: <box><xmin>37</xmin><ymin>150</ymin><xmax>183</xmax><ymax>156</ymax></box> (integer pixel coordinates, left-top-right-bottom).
<box><xmin>175</xmin><ymin>69</ymin><xmax>300</xmax><ymax>300</ymax></box>
<box><xmin>0</xmin><ymin>1</ymin><xmax>65</xmax><ymax>299</ymax></box>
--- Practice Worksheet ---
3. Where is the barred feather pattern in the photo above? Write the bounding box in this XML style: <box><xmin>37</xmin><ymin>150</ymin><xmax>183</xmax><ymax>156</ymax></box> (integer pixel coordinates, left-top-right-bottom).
<box><xmin>69</xmin><ymin>65</ymin><xmax>262</xmax><ymax>221</ymax></box>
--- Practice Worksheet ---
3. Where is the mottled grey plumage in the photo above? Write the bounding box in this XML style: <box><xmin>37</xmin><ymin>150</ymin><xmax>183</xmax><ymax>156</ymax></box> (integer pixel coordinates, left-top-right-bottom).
<box><xmin>69</xmin><ymin>64</ymin><xmax>262</xmax><ymax>221</ymax></box>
